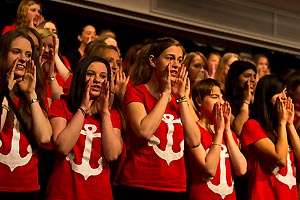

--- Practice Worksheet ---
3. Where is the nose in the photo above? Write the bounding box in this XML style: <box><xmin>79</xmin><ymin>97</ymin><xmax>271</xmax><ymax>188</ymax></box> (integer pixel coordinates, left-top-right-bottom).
<box><xmin>19</xmin><ymin>53</ymin><xmax>28</xmax><ymax>62</ymax></box>
<box><xmin>171</xmin><ymin>59</ymin><xmax>181</xmax><ymax>68</ymax></box>
<box><xmin>219</xmin><ymin>98</ymin><xmax>225</xmax><ymax>105</ymax></box>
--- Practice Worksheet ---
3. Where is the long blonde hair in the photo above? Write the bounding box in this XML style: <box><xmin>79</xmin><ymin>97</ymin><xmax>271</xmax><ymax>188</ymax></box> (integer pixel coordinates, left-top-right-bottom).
<box><xmin>15</xmin><ymin>0</ymin><xmax>42</xmax><ymax>28</ymax></box>
<box><xmin>215</xmin><ymin>52</ymin><xmax>239</xmax><ymax>85</ymax></box>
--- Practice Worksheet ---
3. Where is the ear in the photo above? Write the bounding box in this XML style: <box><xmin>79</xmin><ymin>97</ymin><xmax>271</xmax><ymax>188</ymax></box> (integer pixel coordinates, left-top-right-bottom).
<box><xmin>149</xmin><ymin>55</ymin><xmax>156</xmax><ymax>68</ymax></box>
<box><xmin>195</xmin><ymin>96</ymin><xmax>202</xmax><ymax>108</ymax></box>
<box><xmin>77</xmin><ymin>35</ymin><xmax>83</xmax><ymax>42</ymax></box>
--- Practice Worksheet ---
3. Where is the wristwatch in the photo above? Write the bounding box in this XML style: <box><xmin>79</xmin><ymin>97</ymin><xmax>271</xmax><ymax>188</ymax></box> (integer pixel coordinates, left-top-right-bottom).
<box><xmin>49</xmin><ymin>76</ymin><xmax>55</xmax><ymax>81</ymax></box>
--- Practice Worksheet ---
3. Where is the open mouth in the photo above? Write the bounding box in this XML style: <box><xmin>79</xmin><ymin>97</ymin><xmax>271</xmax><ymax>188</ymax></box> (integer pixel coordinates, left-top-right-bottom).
<box><xmin>16</xmin><ymin>63</ymin><xmax>26</xmax><ymax>70</ymax></box>
<box><xmin>90</xmin><ymin>85</ymin><xmax>101</xmax><ymax>91</ymax></box>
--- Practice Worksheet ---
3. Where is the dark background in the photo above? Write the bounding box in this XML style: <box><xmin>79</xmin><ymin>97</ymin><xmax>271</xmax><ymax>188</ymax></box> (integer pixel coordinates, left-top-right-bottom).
<box><xmin>1</xmin><ymin>0</ymin><xmax>300</xmax><ymax>76</ymax></box>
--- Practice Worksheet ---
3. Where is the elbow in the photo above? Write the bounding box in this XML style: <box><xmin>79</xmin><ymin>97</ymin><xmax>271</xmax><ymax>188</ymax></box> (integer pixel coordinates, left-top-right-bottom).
<box><xmin>235</xmin><ymin>166</ymin><xmax>247</xmax><ymax>176</ymax></box>
<box><xmin>104</xmin><ymin>149</ymin><xmax>122</xmax><ymax>163</ymax></box>
<box><xmin>105</xmin><ymin>153</ymin><xmax>120</xmax><ymax>163</ymax></box>
<box><xmin>276</xmin><ymin>158</ymin><xmax>287</xmax><ymax>167</ymax></box>
<box><xmin>205</xmin><ymin>169</ymin><xmax>217</xmax><ymax>178</ymax></box>
<box><xmin>56</xmin><ymin>148</ymin><xmax>70</xmax><ymax>156</ymax></box>
<box><xmin>186</xmin><ymin>138</ymin><xmax>201</xmax><ymax>148</ymax></box>
<box><xmin>37</xmin><ymin>133</ymin><xmax>52</xmax><ymax>145</ymax></box>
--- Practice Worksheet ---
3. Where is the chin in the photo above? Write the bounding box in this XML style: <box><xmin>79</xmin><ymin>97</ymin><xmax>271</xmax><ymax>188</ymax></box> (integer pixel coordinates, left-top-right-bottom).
<box><xmin>14</xmin><ymin>72</ymin><xmax>25</xmax><ymax>78</ymax></box>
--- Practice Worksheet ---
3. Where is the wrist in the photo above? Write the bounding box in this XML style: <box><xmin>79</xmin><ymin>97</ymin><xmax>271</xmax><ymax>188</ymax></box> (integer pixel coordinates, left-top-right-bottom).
<box><xmin>176</xmin><ymin>95</ymin><xmax>187</xmax><ymax>104</ymax></box>
<box><xmin>49</xmin><ymin>75</ymin><xmax>56</xmax><ymax>81</ymax></box>
<box><xmin>26</xmin><ymin>93</ymin><xmax>37</xmax><ymax>101</ymax></box>
<box><xmin>78</xmin><ymin>107</ymin><xmax>87</xmax><ymax>117</ymax></box>
<box><xmin>28</xmin><ymin>98</ymin><xmax>40</xmax><ymax>105</ymax></box>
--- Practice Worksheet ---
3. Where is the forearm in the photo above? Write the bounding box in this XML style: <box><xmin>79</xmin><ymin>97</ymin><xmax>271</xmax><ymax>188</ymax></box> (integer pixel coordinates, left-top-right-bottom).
<box><xmin>134</xmin><ymin>93</ymin><xmax>169</xmax><ymax>139</ymax></box>
<box><xmin>54</xmin><ymin>54</ymin><xmax>71</xmax><ymax>82</ymax></box>
<box><xmin>194</xmin><ymin>131</ymin><xmax>223</xmax><ymax>177</ymax></box>
<box><xmin>224</xmin><ymin>128</ymin><xmax>247</xmax><ymax>176</ymax></box>
<box><xmin>53</xmin><ymin>109</ymin><xmax>85</xmax><ymax>155</ymax></box>
<box><xmin>29</xmin><ymin>98</ymin><xmax>52</xmax><ymax>144</ymax></box>
<box><xmin>231</xmin><ymin>103</ymin><xmax>249</xmax><ymax>136</ymax></box>
<box><xmin>179</xmin><ymin>101</ymin><xmax>200</xmax><ymax>147</ymax></box>
<box><xmin>49</xmin><ymin>77</ymin><xmax>64</xmax><ymax>100</ymax></box>
<box><xmin>287</xmin><ymin>123</ymin><xmax>300</xmax><ymax>163</ymax></box>
<box><xmin>275</xmin><ymin>123</ymin><xmax>289</xmax><ymax>165</ymax></box>
<box><xmin>1</xmin><ymin>97</ymin><xmax>9</xmax><ymax>131</ymax></box>
<box><xmin>100</xmin><ymin>111</ymin><xmax>123</xmax><ymax>162</ymax></box>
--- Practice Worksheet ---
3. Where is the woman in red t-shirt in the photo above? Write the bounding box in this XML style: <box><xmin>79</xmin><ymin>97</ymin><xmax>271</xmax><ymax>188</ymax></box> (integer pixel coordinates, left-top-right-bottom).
<box><xmin>46</xmin><ymin>56</ymin><xmax>123</xmax><ymax>200</ymax></box>
<box><xmin>2</xmin><ymin>0</ymin><xmax>44</xmax><ymax>35</ymax></box>
<box><xmin>186</xmin><ymin>78</ymin><xmax>247</xmax><ymax>200</ymax></box>
<box><xmin>0</xmin><ymin>30</ymin><xmax>52</xmax><ymax>199</ymax></box>
<box><xmin>240</xmin><ymin>74</ymin><xmax>300</xmax><ymax>200</ymax></box>
<box><xmin>118</xmin><ymin>37</ymin><xmax>200</xmax><ymax>200</ymax></box>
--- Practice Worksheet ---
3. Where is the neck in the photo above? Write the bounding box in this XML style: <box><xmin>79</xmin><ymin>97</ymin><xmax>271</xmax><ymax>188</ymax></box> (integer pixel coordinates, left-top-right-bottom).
<box><xmin>146</xmin><ymin>76</ymin><xmax>162</xmax><ymax>99</ymax></box>
<box><xmin>198</xmin><ymin>116</ymin><xmax>214</xmax><ymax>132</ymax></box>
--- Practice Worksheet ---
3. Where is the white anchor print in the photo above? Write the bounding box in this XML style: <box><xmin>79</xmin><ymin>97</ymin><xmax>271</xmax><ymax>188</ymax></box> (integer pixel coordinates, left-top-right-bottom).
<box><xmin>207</xmin><ymin>145</ymin><xmax>234</xmax><ymax>199</ymax></box>
<box><xmin>0</xmin><ymin>119</ymin><xmax>32</xmax><ymax>171</ymax></box>
<box><xmin>148</xmin><ymin>114</ymin><xmax>184</xmax><ymax>165</ymax></box>
<box><xmin>66</xmin><ymin>124</ymin><xmax>105</xmax><ymax>180</ymax></box>
<box><xmin>272</xmin><ymin>149</ymin><xmax>296</xmax><ymax>189</ymax></box>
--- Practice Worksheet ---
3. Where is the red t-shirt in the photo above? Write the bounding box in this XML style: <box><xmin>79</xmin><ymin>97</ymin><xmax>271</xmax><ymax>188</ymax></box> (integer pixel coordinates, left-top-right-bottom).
<box><xmin>187</xmin><ymin>125</ymin><xmax>237</xmax><ymax>200</ymax></box>
<box><xmin>240</xmin><ymin>119</ymin><xmax>298</xmax><ymax>200</ymax></box>
<box><xmin>46</xmin><ymin>99</ymin><xmax>122</xmax><ymax>200</ymax></box>
<box><xmin>0</xmin><ymin>97</ymin><xmax>39</xmax><ymax>192</ymax></box>
<box><xmin>2</xmin><ymin>24</ymin><xmax>17</xmax><ymax>35</ymax></box>
<box><xmin>119</xmin><ymin>84</ymin><xmax>186</xmax><ymax>192</ymax></box>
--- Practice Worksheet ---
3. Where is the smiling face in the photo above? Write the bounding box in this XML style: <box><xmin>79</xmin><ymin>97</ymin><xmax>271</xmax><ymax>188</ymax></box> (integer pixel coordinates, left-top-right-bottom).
<box><xmin>85</xmin><ymin>61</ymin><xmax>108</xmax><ymax>98</ymax></box>
<box><xmin>8</xmin><ymin>36</ymin><xmax>32</xmax><ymax>78</ymax></box>
<box><xmin>153</xmin><ymin>45</ymin><xmax>184</xmax><ymax>82</ymax></box>
<box><xmin>27</xmin><ymin>4</ymin><xmax>41</xmax><ymax>27</ymax></box>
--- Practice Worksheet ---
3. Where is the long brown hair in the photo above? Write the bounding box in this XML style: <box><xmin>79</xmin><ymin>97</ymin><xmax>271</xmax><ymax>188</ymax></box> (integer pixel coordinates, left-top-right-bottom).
<box><xmin>0</xmin><ymin>30</ymin><xmax>47</xmax><ymax>148</ymax></box>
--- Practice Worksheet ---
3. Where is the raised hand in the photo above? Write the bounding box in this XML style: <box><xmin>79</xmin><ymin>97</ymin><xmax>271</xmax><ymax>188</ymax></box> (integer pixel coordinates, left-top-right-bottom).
<box><xmin>17</xmin><ymin>59</ymin><xmax>37</xmax><ymax>99</ymax></box>
<box><xmin>276</xmin><ymin>97</ymin><xmax>287</xmax><ymax>125</ymax></box>
<box><xmin>243</xmin><ymin>80</ymin><xmax>253</xmax><ymax>104</ymax></box>
<box><xmin>285</xmin><ymin>97</ymin><xmax>294</xmax><ymax>125</ymax></box>
<box><xmin>96</xmin><ymin>80</ymin><xmax>110</xmax><ymax>114</ymax></box>
<box><xmin>171</xmin><ymin>64</ymin><xmax>188</xmax><ymax>98</ymax></box>
<box><xmin>222</xmin><ymin>101</ymin><xmax>232</xmax><ymax>129</ymax></box>
<box><xmin>213</xmin><ymin>102</ymin><xmax>225</xmax><ymax>134</ymax></box>
<box><xmin>161</xmin><ymin>62</ymin><xmax>172</xmax><ymax>95</ymax></box>
<box><xmin>6</xmin><ymin>57</ymin><xmax>21</xmax><ymax>91</ymax></box>
<box><xmin>80</xmin><ymin>78</ymin><xmax>94</xmax><ymax>111</ymax></box>
<box><xmin>114</xmin><ymin>67</ymin><xmax>130</xmax><ymax>98</ymax></box>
